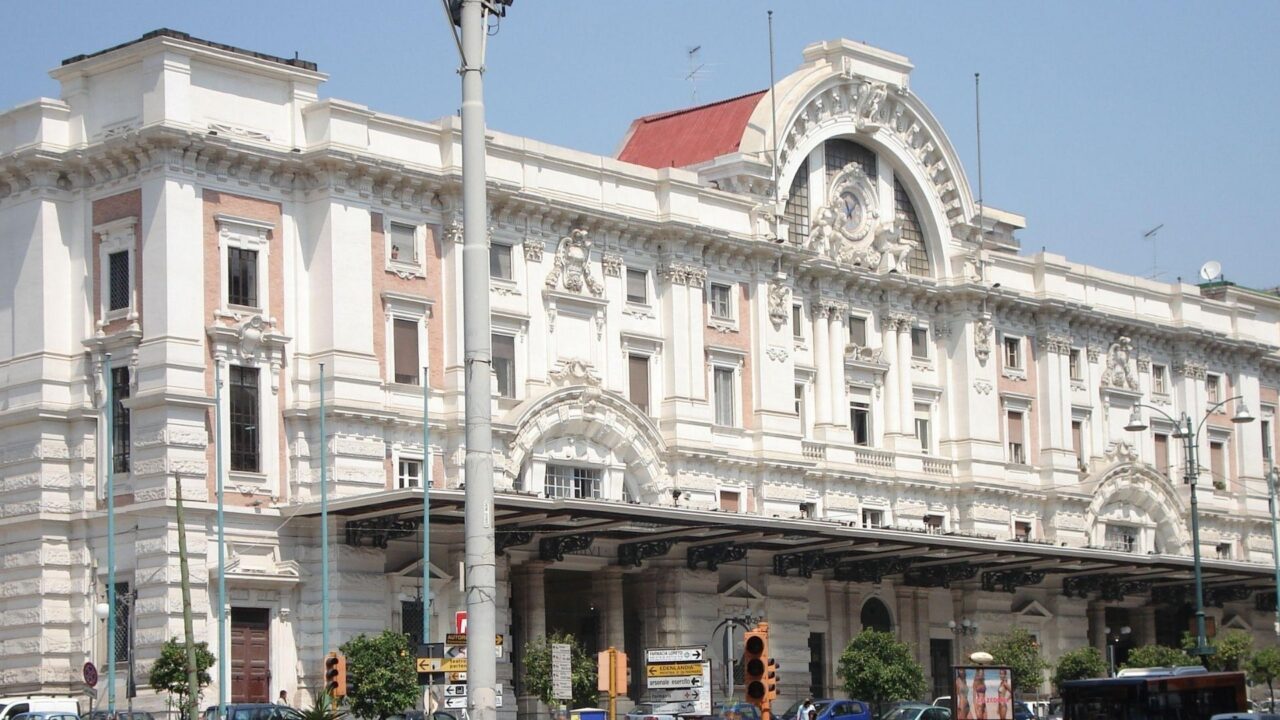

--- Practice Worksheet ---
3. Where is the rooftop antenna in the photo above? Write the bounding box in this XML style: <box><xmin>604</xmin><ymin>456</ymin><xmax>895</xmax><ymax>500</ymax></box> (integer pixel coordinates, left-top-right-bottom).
<box><xmin>1142</xmin><ymin>223</ymin><xmax>1164</xmax><ymax>279</ymax></box>
<box><xmin>685</xmin><ymin>45</ymin><xmax>706</xmax><ymax>103</ymax></box>
<box><xmin>974</xmin><ymin>72</ymin><xmax>985</xmax><ymax>248</ymax></box>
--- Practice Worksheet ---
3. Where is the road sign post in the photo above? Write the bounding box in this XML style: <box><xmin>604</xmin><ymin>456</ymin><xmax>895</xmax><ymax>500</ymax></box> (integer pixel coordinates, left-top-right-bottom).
<box><xmin>552</xmin><ymin>643</ymin><xmax>573</xmax><ymax>702</ymax></box>
<box><xmin>644</xmin><ymin>646</ymin><xmax>711</xmax><ymax>716</ymax></box>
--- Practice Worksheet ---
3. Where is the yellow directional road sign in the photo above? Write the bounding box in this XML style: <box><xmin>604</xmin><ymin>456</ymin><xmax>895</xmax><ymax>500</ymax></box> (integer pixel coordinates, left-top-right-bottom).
<box><xmin>646</xmin><ymin>662</ymin><xmax>703</xmax><ymax>677</ymax></box>
<box><xmin>417</xmin><ymin>657</ymin><xmax>468</xmax><ymax>673</ymax></box>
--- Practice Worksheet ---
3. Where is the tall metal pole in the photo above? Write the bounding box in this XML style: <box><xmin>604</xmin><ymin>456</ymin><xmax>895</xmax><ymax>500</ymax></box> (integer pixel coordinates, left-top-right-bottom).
<box><xmin>459</xmin><ymin>2</ymin><xmax>498</xmax><ymax>719</ymax></box>
<box><xmin>215</xmin><ymin>362</ymin><xmax>228</xmax><ymax>719</ymax></box>
<box><xmin>175</xmin><ymin>473</ymin><xmax>201</xmax><ymax>720</ymax></box>
<box><xmin>320</xmin><ymin>362</ymin><xmax>330</xmax><ymax>658</ymax></box>
<box><xmin>1268</xmin><ymin>466</ymin><xmax>1280</xmax><ymax>637</ymax></box>
<box><xmin>104</xmin><ymin>354</ymin><xmax>117</xmax><ymax>717</ymax></box>
<box><xmin>423</xmin><ymin>366</ymin><xmax>432</xmax><ymax>644</ymax></box>
<box><xmin>1183</xmin><ymin>414</ymin><xmax>1212</xmax><ymax>656</ymax></box>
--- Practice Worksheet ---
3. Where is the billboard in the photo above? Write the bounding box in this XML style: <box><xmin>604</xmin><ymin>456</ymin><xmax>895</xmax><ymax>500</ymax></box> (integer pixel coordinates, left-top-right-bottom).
<box><xmin>951</xmin><ymin>665</ymin><xmax>1013</xmax><ymax>720</ymax></box>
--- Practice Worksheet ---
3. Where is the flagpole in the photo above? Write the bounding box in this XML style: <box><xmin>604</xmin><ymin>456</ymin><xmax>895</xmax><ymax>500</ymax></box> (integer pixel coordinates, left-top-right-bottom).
<box><xmin>320</xmin><ymin>362</ymin><xmax>329</xmax><ymax>659</ymax></box>
<box><xmin>422</xmin><ymin>365</ymin><xmax>431</xmax><ymax>644</ymax></box>
<box><xmin>215</xmin><ymin>360</ymin><xmax>227</xmax><ymax>720</ymax></box>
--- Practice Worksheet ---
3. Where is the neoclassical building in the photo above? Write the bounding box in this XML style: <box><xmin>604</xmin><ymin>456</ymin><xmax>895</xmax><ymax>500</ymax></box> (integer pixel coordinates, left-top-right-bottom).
<box><xmin>1</xmin><ymin>29</ymin><xmax>1278</xmax><ymax>713</ymax></box>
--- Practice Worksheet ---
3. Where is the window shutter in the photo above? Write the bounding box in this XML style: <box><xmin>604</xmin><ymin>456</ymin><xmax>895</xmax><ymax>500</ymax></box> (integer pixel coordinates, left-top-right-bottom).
<box><xmin>1007</xmin><ymin>411</ymin><xmax>1025</xmax><ymax>440</ymax></box>
<box><xmin>393</xmin><ymin>318</ymin><xmax>419</xmax><ymax>384</ymax></box>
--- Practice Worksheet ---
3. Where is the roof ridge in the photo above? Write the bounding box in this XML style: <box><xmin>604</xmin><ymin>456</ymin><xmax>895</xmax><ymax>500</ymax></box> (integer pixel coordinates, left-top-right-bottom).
<box><xmin>638</xmin><ymin>89</ymin><xmax>767</xmax><ymax>124</ymax></box>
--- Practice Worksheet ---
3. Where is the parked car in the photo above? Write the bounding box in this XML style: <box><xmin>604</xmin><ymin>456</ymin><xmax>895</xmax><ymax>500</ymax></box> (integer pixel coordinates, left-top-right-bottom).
<box><xmin>877</xmin><ymin>704</ymin><xmax>949</xmax><ymax>720</ymax></box>
<box><xmin>624</xmin><ymin>704</ymin><xmax>678</xmax><ymax>720</ymax></box>
<box><xmin>779</xmin><ymin>699</ymin><xmax>872</xmax><ymax>720</ymax></box>
<box><xmin>708</xmin><ymin>703</ymin><xmax>762</xmax><ymax>720</ymax></box>
<box><xmin>13</xmin><ymin>712</ymin><xmax>80</xmax><ymax>720</ymax></box>
<box><xmin>0</xmin><ymin>698</ymin><xmax>81</xmax><ymax>720</ymax></box>
<box><xmin>1209</xmin><ymin>714</ymin><xmax>1280</xmax><ymax>720</ymax></box>
<box><xmin>203</xmin><ymin>704</ymin><xmax>303</xmax><ymax>720</ymax></box>
<box><xmin>83</xmin><ymin>712</ymin><xmax>156</xmax><ymax>720</ymax></box>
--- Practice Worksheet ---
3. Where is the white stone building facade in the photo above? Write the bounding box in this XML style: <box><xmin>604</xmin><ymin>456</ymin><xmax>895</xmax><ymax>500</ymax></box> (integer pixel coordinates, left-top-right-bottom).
<box><xmin>1</xmin><ymin>29</ymin><xmax>1279</xmax><ymax>713</ymax></box>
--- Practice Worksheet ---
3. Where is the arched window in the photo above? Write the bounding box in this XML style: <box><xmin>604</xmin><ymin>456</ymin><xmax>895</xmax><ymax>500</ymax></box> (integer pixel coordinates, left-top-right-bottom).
<box><xmin>894</xmin><ymin>179</ymin><xmax>930</xmax><ymax>277</ymax></box>
<box><xmin>860</xmin><ymin>596</ymin><xmax>893</xmax><ymax>633</ymax></box>
<box><xmin>784</xmin><ymin>158</ymin><xmax>810</xmax><ymax>244</ymax></box>
<box><xmin>825</xmin><ymin>138</ymin><xmax>876</xmax><ymax>184</ymax></box>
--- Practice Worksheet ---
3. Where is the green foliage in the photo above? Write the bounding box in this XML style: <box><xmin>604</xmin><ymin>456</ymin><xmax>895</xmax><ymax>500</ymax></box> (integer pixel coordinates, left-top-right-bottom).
<box><xmin>980</xmin><ymin>628</ymin><xmax>1049</xmax><ymax>696</ymax></box>
<box><xmin>339</xmin><ymin>630</ymin><xmax>419</xmax><ymax>720</ymax></box>
<box><xmin>1248</xmin><ymin>646</ymin><xmax>1280</xmax><ymax>698</ymax></box>
<box><xmin>1051</xmin><ymin>646</ymin><xmax>1107</xmax><ymax>689</ymax></box>
<box><xmin>148</xmin><ymin>638</ymin><xmax>216</xmax><ymax>710</ymax></box>
<box><xmin>837</xmin><ymin>630</ymin><xmax>926</xmax><ymax>716</ymax></box>
<box><xmin>520</xmin><ymin>632</ymin><xmax>598</xmax><ymax>708</ymax></box>
<box><xmin>1121</xmin><ymin>644</ymin><xmax>1197</xmax><ymax>670</ymax></box>
<box><xmin>298</xmin><ymin>691</ymin><xmax>347</xmax><ymax>720</ymax></box>
<box><xmin>1181</xmin><ymin>629</ymin><xmax>1254</xmax><ymax>672</ymax></box>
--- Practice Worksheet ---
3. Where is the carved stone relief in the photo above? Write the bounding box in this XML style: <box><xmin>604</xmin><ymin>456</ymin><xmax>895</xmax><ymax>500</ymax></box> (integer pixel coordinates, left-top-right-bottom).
<box><xmin>545</xmin><ymin>228</ymin><xmax>603</xmax><ymax>296</ymax></box>
<box><xmin>1100</xmin><ymin>336</ymin><xmax>1139</xmax><ymax>391</ymax></box>
<box><xmin>806</xmin><ymin>163</ymin><xmax>915</xmax><ymax>274</ymax></box>
<box><xmin>974</xmin><ymin>314</ymin><xmax>994</xmax><ymax>363</ymax></box>
<box><xmin>767</xmin><ymin>277</ymin><xmax>791</xmax><ymax>329</ymax></box>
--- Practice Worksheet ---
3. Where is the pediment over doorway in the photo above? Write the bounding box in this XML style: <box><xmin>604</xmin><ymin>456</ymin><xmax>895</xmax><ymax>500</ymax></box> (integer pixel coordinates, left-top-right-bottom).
<box><xmin>1015</xmin><ymin>599</ymin><xmax>1054</xmax><ymax>620</ymax></box>
<box><xmin>719</xmin><ymin>579</ymin><xmax>765</xmax><ymax>601</ymax></box>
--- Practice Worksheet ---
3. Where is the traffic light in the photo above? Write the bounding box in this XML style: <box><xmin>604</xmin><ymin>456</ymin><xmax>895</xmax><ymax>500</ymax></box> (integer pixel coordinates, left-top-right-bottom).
<box><xmin>324</xmin><ymin>652</ymin><xmax>347</xmax><ymax>697</ymax></box>
<box><xmin>764</xmin><ymin>656</ymin><xmax>780</xmax><ymax>703</ymax></box>
<box><xmin>743</xmin><ymin>623</ymin><xmax>769</xmax><ymax>709</ymax></box>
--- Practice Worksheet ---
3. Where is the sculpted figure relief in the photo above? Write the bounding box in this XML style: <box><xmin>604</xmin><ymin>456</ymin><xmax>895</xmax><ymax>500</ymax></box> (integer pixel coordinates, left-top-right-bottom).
<box><xmin>806</xmin><ymin>162</ymin><xmax>915</xmax><ymax>274</ymax></box>
<box><xmin>545</xmin><ymin>228</ymin><xmax>604</xmax><ymax>297</ymax></box>
<box><xmin>767</xmin><ymin>277</ymin><xmax>791</xmax><ymax>328</ymax></box>
<box><xmin>1100</xmin><ymin>336</ymin><xmax>1139</xmax><ymax>391</ymax></box>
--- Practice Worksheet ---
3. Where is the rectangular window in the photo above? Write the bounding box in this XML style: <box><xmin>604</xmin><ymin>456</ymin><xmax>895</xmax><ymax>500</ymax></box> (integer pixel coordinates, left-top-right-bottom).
<box><xmin>1007</xmin><ymin>410</ymin><xmax>1026</xmax><ymax>464</ymax></box>
<box><xmin>393</xmin><ymin>318</ymin><xmax>420</xmax><ymax>385</ymax></box>
<box><xmin>111</xmin><ymin>367</ymin><xmax>131</xmax><ymax>473</ymax></box>
<box><xmin>720</xmin><ymin>490</ymin><xmax>741</xmax><ymax>513</ymax></box>
<box><xmin>914</xmin><ymin>403</ymin><xmax>931</xmax><ymax>454</ymax></box>
<box><xmin>1004</xmin><ymin>337</ymin><xmax>1023</xmax><ymax>369</ymax></box>
<box><xmin>848</xmin><ymin>315</ymin><xmax>868</xmax><ymax>347</ymax></box>
<box><xmin>910</xmin><ymin>327</ymin><xmax>929</xmax><ymax>358</ymax></box>
<box><xmin>628</xmin><ymin>354</ymin><xmax>650</xmax><ymax>414</ymax></box>
<box><xmin>229</xmin><ymin>365</ymin><xmax>260</xmax><ymax>472</ymax></box>
<box><xmin>492</xmin><ymin>334</ymin><xmax>516</xmax><ymax>398</ymax></box>
<box><xmin>1206</xmin><ymin>374</ymin><xmax>1221</xmax><ymax>404</ymax></box>
<box><xmin>545</xmin><ymin>464</ymin><xmax>601</xmax><ymax>500</ymax></box>
<box><xmin>490</xmin><ymin>243</ymin><xmax>513</xmax><ymax>280</ymax></box>
<box><xmin>397</xmin><ymin>458</ymin><xmax>423</xmax><ymax>489</ymax></box>
<box><xmin>861</xmin><ymin>508</ymin><xmax>884</xmax><ymax>529</ymax></box>
<box><xmin>792</xmin><ymin>304</ymin><xmax>804</xmax><ymax>338</ymax></box>
<box><xmin>1263</xmin><ymin>419</ymin><xmax>1274</xmax><ymax>465</ymax></box>
<box><xmin>1069</xmin><ymin>348</ymin><xmax>1082</xmax><ymax>381</ymax></box>
<box><xmin>709</xmin><ymin>283</ymin><xmax>733</xmax><ymax>320</ymax></box>
<box><xmin>1071</xmin><ymin>420</ymin><xmax>1085</xmax><ymax>466</ymax></box>
<box><xmin>1210</xmin><ymin>440</ymin><xmax>1226</xmax><ymax>486</ymax></box>
<box><xmin>113</xmin><ymin>582</ymin><xmax>131</xmax><ymax>662</ymax></box>
<box><xmin>227</xmin><ymin>247</ymin><xmax>259</xmax><ymax>307</ymax></box>
<box><xmin>924</xmin><ymin>514</ymin><xmax>944</xmax><ymax>533</ymax></box>
<box><xmin>794</xmin><ymin>383</ymin><xmax>806</xmax><ymax>431</ymax></box>
<box><xmin>626</xmin><ymin>269</ymin><xmax>648</xmax><ymax>304</ymax></box>
<box><xmin>850</xmin><ymin>401</ymin><xmax>871</xmax><ymax>446</ymax></box>
<box><xmin>108</xmin><ymin>251</ymin><xmax>130</xmax><ymax>312</ymax></box>
<box><xmin>1152</xmin><ymin>364</ymin><xmax>1168</xmax><ymax>394</ymax></box>
<box><xmin>1105</xmin><ymin>524</ymin><xmax>1138</xmax><ymax>553</ymax></box>
<box><xmin>389</xmin><ymin>221</ymin><xmax>418</xmax><ymax>264</ymax></box>
<box><xmin>713</xmin><ymin>367</ymin><xmax>736</xmax><ymax>426</ymax></box>
<box><xmin>1154</xmin><ymin>433</ymin><xmax>1170</xmax><ymax>477</ymax></box>
<box><xmin>1216</xmin><ymin>543</ymin><xmax>1233</xmax><ymax>561</ymax></box>
<box><xmin>1015</xmin><ymin>521</ymin><xmax>1032</xmax><ymax>542</ymax></box>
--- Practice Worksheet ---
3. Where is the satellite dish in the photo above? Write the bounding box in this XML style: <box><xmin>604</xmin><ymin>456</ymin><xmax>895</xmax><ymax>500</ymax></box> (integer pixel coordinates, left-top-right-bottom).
<box><xmin>1199</xmin><ymin>261</ymin><xmax>1222</xmax><ymax>282</ymax></box>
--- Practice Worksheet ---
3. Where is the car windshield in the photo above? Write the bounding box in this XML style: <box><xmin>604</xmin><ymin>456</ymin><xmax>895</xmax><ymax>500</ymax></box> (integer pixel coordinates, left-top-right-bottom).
<box><xmin>880</xmin><ymin>709</ymin><xmax>924</xmax><ymax>720</ymax></box>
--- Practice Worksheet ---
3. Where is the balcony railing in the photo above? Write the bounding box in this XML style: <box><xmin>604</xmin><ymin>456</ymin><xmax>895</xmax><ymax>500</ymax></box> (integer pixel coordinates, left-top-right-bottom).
<box><xmin>801</xmin><ymin>441</ymin><xmax>826</xmax><ymax>461</ymax></box>
<box><xmin>853</xmin><ymin>447</ymin><xmax>894</xmax><ymax>469</ymax></box>
<box><xmin>922</xmin><ymin>457</ymin><xmax>955</xmax><ymax>477</ymax></box>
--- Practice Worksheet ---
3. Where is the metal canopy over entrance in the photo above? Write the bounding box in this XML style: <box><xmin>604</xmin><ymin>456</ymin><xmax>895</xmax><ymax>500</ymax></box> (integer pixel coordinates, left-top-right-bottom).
<box><xmin>289</xmin><ymin>488</ymin><xmax>1277</xmax><ymax>601</ymax></box>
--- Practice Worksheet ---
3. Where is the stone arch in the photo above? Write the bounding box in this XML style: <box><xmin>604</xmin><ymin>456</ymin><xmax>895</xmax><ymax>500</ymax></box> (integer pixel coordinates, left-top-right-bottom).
<box><xmin>499</xmin><ymin>384</ymin><xmax>669</xmax><ymax>503</ymax></box>
<box><xmin>860</xmin><ymin>596</ymin><xmax>894</xmax><ymax>633</ymax></box>
<box><xmin>1084</xmin><ymin>462</ymin><xmax>1192</xmax><ymax>556</ymax></box>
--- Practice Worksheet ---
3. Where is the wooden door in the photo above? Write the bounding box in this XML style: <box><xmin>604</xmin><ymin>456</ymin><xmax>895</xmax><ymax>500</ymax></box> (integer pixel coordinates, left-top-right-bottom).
<box><xmin>231</xmin><ymin>607</ymin><xmax>271</xmax><ymax>702</ymax></box>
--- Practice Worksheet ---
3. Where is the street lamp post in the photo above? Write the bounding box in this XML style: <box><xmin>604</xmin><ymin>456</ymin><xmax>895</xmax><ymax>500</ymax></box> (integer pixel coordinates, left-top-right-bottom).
<box><xmin>1105</xmin><ymin>625</ymin><xmax>1131</xmax><ymax>677</ymax></box>
<box><xmin>1126</xmin><ymin>395</ymin><xmax>1255</xmax><ymax>657</ymax></box>
<box><xmin>1267</xmin><ymin>466</ymin><xmax>1280</xmax><ymax>637</ymax></box>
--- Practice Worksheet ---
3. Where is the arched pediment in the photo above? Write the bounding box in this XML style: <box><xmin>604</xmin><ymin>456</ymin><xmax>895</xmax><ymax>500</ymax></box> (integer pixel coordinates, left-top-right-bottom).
<box><xmin>1085</xmin><ymin>462</ymin><xmax>1191</xmax><ymax>555</ymax></box>
<box><xmin>740</xmin><ymin>40</ymin><xmax>978</xmax><ymax>244</ymax></box>
<box><xmin>499</xmin><ymin>384</ymin><xmax>669</xmax><ymax>503</ymax></box>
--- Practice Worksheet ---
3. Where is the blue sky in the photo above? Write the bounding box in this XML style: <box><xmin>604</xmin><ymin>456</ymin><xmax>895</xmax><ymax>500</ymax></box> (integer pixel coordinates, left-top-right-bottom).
<box><xmin>3</xmin><ymin>1</ymin><xmax>1276</xmax><ymax>290</ymax></box>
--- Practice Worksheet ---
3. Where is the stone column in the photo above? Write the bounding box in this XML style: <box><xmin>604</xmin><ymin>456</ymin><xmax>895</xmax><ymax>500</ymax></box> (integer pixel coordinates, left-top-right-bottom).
<box><xmin>1133</xmin><ymin>606</ymin><xmax>1157</xmax><ymax>648</ymax></box>
<box><xmin>828</xmin><ymin>306</ymin><xmax>848</xmax><ymax>429</ymax></box>
<box><xmin>1088</xmin><ymin>602</ymin><xmax>1107</xmax><ymax>653</ymax></box>
<box><xmin>813</xmin><ymin>302</ymin><xmax>832</xmax><ymax>426</ymax></box>
<box><xmin>881</xmin><ymin>315</ymin><xmax>901</xmax><ymax>437</ymax></box>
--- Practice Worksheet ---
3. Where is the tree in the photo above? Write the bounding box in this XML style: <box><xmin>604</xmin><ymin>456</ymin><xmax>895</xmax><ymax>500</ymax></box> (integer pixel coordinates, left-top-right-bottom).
<box><xmin>1121</xmin><ymin>644</ymin><xmax>1196</xmax><ymax>670</ymax></box>
<box><xmin>1248</xmin><ymin>647</ymin><xmax>1280</xmax><ymax>705</ymax></box>
<box><xmin>521</xmin><ymin>632</ymin><xmax>598</xmax><ymax>708</ymax></box>
<box><xmin>837</xmin><ymin>630</ymin><xmax>926</xmax><ymax>717</ymax></box>
<box><xmin>149</xmin><ymin>638</ymin><xmax>215</xmax><ymax>712</ymax></box>
<box><xmin>1182</xmin><ymin>630</ymin><xmax>1254</xmax><ymax>672</ymax></box>
<box><xmin>339</xmin><ymin>630</ymin><xmax>419</xmax><ymax>720</ymax></box>
<box><xmin>298</xmin><ymin>691</ymin><xmax>347</xmax><ymax>720</ymax></box>
<box><xmin>1052</xmin><ymin>646</ymin><xmax>1107</xmax><ymax>689</ymax></box>
<box><xmin>980</xmin><ymin>628</ymin><xmax>1049</xmax><ymax>696</ymax></box>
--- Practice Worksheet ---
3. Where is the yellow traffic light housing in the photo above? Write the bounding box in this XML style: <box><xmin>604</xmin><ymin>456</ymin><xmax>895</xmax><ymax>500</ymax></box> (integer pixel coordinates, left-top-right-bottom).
<box><xmin>324</xmin><ymin>652</ymin><xmax>347</xmax><ymax>697</ymax></box>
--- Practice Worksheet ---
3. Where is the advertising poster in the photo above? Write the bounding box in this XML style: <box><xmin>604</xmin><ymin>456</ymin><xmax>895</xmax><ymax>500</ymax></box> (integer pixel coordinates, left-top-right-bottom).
<box><xmin>952</xmin><ymin>665</ymin><xmax>1013</xmax><ymax>720</ymax></box>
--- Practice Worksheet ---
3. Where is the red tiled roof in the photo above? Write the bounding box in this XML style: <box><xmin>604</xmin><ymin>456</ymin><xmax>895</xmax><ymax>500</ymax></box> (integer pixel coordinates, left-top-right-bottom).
<box><xmin>617</xmin><ymin>90</ymin><xmax>767</xmax><ymax>169</ymax></box>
